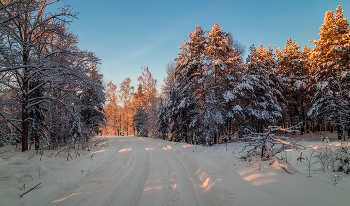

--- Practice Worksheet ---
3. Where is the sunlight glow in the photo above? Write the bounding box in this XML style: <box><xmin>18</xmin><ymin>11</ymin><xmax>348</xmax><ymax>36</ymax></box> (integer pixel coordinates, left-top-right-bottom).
<box><xmin>201</xmin><ymin>177</ymin><xmax>214</xmax><ymax>191</ymax></box>
<box><xmin>182</xmin><ymin>144</ymin><xmax>194</xmax><ymax>148</ymax></box>
<box><xmin>275</xmin><ymin>139</ymin><xmax>291</xmax><ymax>145</ymax></box>
<box><xmin>241</xmin><ymin>171</ymin><xmax>277</xmax><ymax>186</ymax></box>
<box><xmin>196</xmin><ymin>168</ymin><xmax>214</xmax><ymax>191</ymax></box>
<box><xmin>119</xmin><ymin>148</ymin><xmax>132</xmax><ymax>153</ymax></box>
<box><xmin>145</xmin><ymin>147</ymin><xmax>154</xmax><ymax>151</ymax></box>
<box><xmin>52</xmin><ymin>192</ymin><xmax>81</xmax><ymax>203</ymax></box>
<box><xmin>94</xmin><ymin>150</ymin><xmax>106</xmax><ymax>154</ymax></box>
<box><xmin>244</xmin><ymin>173</ymin><xmax>264</xmax><ymax>181</ymax></box>
<box><xmin>201</xmin><ymin>178</ymin><xmax>210</xmax><ymax>188</ymax></box>
<box><xmin>162</xmin><ymin>145</ymin><xmax>172</xmax><ymax>150</ymax></box>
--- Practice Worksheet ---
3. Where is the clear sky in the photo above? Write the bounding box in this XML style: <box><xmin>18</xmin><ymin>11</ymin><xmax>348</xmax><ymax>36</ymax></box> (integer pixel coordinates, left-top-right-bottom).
<box><xmin>54</xmin><ymin>0</ymin><xmax>350</xmax><ymax>89</ymax></box>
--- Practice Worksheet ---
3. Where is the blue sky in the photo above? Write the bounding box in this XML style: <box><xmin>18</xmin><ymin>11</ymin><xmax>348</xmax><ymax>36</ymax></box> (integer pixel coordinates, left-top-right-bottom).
<box><xmin>54</xmin><ymin>0</ymin><xmax>350</xmax><ymax>89</ymax></box>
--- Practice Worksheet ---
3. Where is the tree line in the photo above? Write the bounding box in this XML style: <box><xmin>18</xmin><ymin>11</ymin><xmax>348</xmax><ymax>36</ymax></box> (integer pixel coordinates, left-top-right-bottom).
<box><xmin>102</xmin><ymin>67</ymin><xmax>158</xmax><ymax>137</ymax></box>
<box><xmin>0</xmin><ymin>0</ymin><xmax>105</xmax><ymax>151</ymax></box>
<box><xmin>104</xmin><ymin>5</ymin><xmax>350</xmax><ymax>145</ymax></box>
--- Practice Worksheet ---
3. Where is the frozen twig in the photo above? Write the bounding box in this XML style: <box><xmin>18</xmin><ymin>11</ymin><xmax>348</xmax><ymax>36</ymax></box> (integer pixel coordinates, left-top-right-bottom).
<box><xmin>20</xmin><ymin>183</ymin><xmax>41</xmax><ymax>197</ymax></box>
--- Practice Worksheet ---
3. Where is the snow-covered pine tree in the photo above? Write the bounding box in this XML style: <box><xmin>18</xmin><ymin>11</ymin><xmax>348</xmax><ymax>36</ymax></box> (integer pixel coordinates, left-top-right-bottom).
<box><xmin>133</xmin><ymin>105</ymin><xmax>149</xmax><ymax>137</ymax></box>
<box><xmin>308</xmin><ymin>6</ymin><xmax>350</xmax><ymax>140</ymax></box>
<box><xmin>276</xmin><ymin>38</ymin><xmax>311</xmax><ymax>127</ymax></box>
<box><xmin>243</xmin><ymin>44</ymin><xmax>282</xmax><ymax>132</ymax></box>
<box><xmin>161</xmin><ymin>62</ymin><xmax>177</xmax><ymax>103</ymax></box>
<box><xmin>173</xmin><ymin>62</ymin><xmax>199</xmax><ymax>143</ymax></box>
<box><xmin>173</xmin><ymin>26</ymin><xmax>206</xmax><ymax>144</ymax></box>
<box><xmin>224</xmin><ymin>44</ymin><xmax>282</xmax><ymax>133</ymax></box>
<box><xmin>79</xmin><ymin>62</ymin><xmax>106</xmax><ymax>142</ymax></box>
<box><xmin>173</xmin><ymin>24</ymin><xmax>244</xmax><ymax>145</ymax></box>
<box><xmin>156</xmin><ymin>98</ymin><xmax>169</xmax><ymax>140</ymax></box>
<box><xmin>207</xmin><ymin>26</ymin><xmax>244</xmax><ymax>139</ymax></box>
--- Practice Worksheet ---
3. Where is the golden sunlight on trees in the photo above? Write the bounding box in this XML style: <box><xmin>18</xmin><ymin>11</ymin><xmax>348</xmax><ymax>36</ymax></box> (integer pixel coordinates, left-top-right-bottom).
<box><xmin>100</xmin><ymin>5</ymin><xmax>350</xmax><ymax>144</ymax></box>
<box><xmin>101</xmin><ymin>67</ymin><xmax>159</xmax><ymax>137</ymax></box>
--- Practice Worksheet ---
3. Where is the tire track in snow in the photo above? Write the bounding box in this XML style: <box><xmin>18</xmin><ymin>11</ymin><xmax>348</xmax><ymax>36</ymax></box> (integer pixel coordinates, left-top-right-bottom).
<box><xmin>147</xmin><ymin>142</ymin><xmax>223</xmax><ymax>206</ymax></box>
<box><xmin>51</xmin><ymin>137</ymin><xmax>150</xmax><ymax>206</ymax></box>
<box><xmin>102</xmin><ymin>138</ymin><xmax>150</xmax><ymax>206</ymax></box>
<box><xmin>51</xmin><ymin>137</ymin><xmax>225</xmax><ymax>206</ymax></box>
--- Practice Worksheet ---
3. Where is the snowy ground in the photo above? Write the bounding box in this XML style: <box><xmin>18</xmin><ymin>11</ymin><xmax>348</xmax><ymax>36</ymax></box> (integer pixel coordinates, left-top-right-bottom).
<box><xmin>1</xmin><ymin>136</ymin><xmax>350</xmax><ymax>206</ymax></box>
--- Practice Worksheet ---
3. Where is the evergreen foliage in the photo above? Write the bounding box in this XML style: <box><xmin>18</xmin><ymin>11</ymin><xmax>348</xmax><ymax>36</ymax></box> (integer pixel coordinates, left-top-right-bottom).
<box><xmin>133</xmin><ymin>105</ymin><xmax>149</xmax><ymax>137</ymax></box>
<box><xmin>308</xmin><ymin>5</ymin><xmax>350</xmax><ymax>140</ymax></box>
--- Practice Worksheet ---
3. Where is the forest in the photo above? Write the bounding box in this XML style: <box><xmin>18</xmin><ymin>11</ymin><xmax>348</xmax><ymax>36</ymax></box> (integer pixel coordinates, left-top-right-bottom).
<box><xmin>102</xmin><ymin>5</ymin><xmax>350</xmax><ymax>145</ymax></box>
<box><xmin>2</xmin><ymin>2</ymin><xmax>350</xmax><ymax>206</ymax></box>
<box><xmin>1</xmin><ymin>2</ymin><xmax>350</xmax><ymax>151</ymax></box>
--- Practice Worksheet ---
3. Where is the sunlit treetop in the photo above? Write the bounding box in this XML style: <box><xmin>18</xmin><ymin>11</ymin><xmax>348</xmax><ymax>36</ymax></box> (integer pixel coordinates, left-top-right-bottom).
<box><xmin>310</xmin><ymin>5</ymin><xmax>350</xmax><ymax>72</ymax></box>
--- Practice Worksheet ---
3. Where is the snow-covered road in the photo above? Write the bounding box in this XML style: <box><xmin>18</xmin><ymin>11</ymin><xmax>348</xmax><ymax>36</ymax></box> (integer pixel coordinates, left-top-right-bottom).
<box><xmin>51</xmin><ymin>136</ymin><xmax>223</xmax><ymax>206</ymax></box>
<box><xmin>2</xmin><ymin>136</ymin><xmax>350</xmax><ymax>206</ymax></box>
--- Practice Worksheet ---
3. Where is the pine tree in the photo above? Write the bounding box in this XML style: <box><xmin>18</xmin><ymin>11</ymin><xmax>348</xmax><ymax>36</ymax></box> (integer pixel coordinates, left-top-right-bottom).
<box><xmin>171</xmin><ymin>24</ymin><xmax>244</xmax><ymax>144</ymax></box>
<box><xmin>276</xmin><ymin>38</ymin><xmax>311</xmax><ymax>126</ymax></box>
<box><xmin>79</xmin><ymin>63</ymin><xmax>105</xmax><ymax>141</ymax></box>
<box><xmin>244</xmin><ymin>44</ymin><xmax>282</xmax><ymax>132</ymax></box>
<box><xmin>167</xmin><ymin>86</ymin><xmax>193</xmax><ymax>143</ymax></box>
<box><xmin>156</xmin><ymin>98</ymin><xmax>169</xmax><ymax>140</ymax></box>
<box><xmin>133</xmin><ymin>105</ymin><xmax>149</xmax><ymax>137</ymax></box>
<box><xmin>308</xmin><ymin>5</ymin><xmax>350</xmax><ymax>140</ymax></box>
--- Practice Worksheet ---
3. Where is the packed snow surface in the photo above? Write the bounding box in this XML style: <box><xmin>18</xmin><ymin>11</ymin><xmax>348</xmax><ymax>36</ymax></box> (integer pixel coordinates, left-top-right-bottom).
<box><xmin>1</xmin><ymin>136</ymin><xmax>350</xmax><ymax>206</ymax></box>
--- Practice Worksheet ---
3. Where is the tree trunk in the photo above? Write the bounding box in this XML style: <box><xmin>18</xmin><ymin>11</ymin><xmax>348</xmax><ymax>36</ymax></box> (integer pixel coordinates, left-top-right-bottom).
<box><xmin>21</xmin><ymin>105</ymin><xmax>28</xmax><ymax>152</ymax></box>
<box><xmin>21</xmin><ymin>45</ymin><xmax>29</xmax><ymax>151</ymax></box>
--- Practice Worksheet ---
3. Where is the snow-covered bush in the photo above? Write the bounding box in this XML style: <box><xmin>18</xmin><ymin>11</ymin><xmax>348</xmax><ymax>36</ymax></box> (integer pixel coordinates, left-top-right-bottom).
<box><xmin>331</xmin><ymin>145</ymin><xmax>350</xmax><ymax>173</ymax></box>
<box><xmin>306</xmin><ymin>142</ymin><xmax>350</xmax><ymax>175</ymax></box>
<box><xmin>240</xmin><ymin>132</ymin><xmax>303</xmax><ymax>162</ymax></box>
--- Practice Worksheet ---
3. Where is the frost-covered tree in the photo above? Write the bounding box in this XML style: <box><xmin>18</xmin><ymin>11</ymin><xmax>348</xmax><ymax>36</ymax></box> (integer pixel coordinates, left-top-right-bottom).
<box><xmin>224</xmin><ymin>44</ymin><xmax>282</xmax><ymax>133</ymax></box>
<box><xmin>0</xmin><ymin>1</ymin><xmax>105</xmax><ymax>151</ymax></box>
<box><xmin>156</xmin><ymin>98</ymin><xmax>169</xmax><ymax>140</ymax></box>
<box><xmin>136</xmin><ymin>67</ymin><xmax>159</xmax><ymax>137</ymax></box>
<box><xmin>170</xmin><ymin>24</ymin><xmax>243</xmax><ymax>145</ymax></box>
<box><xmin>308</xmin><ymin>5</ymin><xmax>350</xmax><ymax>140</ymax></box>
<box><xmin>103</xmin><ymin>81</ymin><xmax>120</xmax><ymax>136</ymax></box>
<box><xmin>167</xmin><ymin>86</ymin><xmax>193</xmax><ymax>143</ymax></box>
<box><xmin>79</xmin><ymin>62</ymin><xmax>105</xmax><ymax>141</ymax></box>
<box><xmin>119</xmin><ymin>78</ymin><xmax>134</xmax><ymax>135</ymax></box>
<box><xmin>174</xmin><ymin>61</ymin><xmax>225</xmax><ymax>145</ymax></box>
<box><xmin>276</xmin><ymin>38</ymin><xmax>311</xmax><ymax>126</ymax></box>
<box><xmin>161</xmin><ymin>62</ymin><xmax>177</xmax><ymax>103</ymax></box>
<box><xmin>243</xmin><ymin>44</ymin><xmax>282</xmax><ymax>132</ymax></box>
<box><xmin>133</xmin><ymin>105</ymin><xmax>148</xmax><ymax>137</ymax></box>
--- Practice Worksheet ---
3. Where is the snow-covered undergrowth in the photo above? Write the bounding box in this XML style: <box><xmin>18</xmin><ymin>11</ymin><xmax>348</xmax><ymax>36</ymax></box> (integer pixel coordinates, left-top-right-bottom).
<box><xmin>179</xmin><ymin>138</ymin><xmax>350</xmax><ymax>205</ymax></box>
<box><xmin>237</xmin><ymin>133</ymin><xmax>350</xmax><ymax>188</ymax></box>
<box><xmin>287</xmin><ymin>140</ymin><xmax>350</xmax><ymax>185</ymax></box>
<box><xmin>0</xmin><ymin>137</ymin><xmax>118</xmax><ymax>206</ymax></box>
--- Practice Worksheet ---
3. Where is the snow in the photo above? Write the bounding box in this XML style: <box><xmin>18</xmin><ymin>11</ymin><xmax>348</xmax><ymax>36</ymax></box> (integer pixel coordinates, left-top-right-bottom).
<box><xmin>1</xmin><ymin>136</ymin><xmax>350</xmax><ymax>206</ymax></box>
